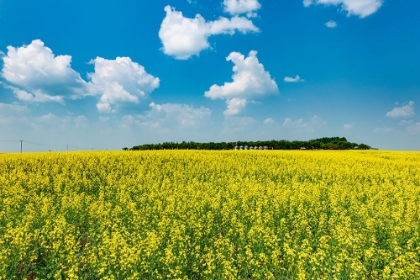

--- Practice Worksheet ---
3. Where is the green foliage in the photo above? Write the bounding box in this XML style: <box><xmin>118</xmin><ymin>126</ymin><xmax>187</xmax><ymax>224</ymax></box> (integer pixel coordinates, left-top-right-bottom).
<box><xmin>128</xmin><ymin>137</ymin><xmax>371</xmax><ymax>151</ymax></box>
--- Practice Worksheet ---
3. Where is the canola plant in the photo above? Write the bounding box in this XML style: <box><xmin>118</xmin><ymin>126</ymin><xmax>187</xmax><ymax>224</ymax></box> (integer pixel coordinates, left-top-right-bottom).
<box><xmin>0</xmin><ymin>150</ymin><xmax>419</xmax><ymax>279</ymax></box>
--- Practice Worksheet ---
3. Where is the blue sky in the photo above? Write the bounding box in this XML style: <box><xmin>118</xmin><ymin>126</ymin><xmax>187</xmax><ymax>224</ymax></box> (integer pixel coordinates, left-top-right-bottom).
<box><xmin>0</xmin><ymin>0</ymin><xmax>419</xmax><ymax>151</ymax></box>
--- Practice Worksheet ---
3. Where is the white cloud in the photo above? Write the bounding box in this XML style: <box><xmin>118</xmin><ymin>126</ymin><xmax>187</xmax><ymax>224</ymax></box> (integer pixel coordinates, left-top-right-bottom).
<box><xmin>325</xmin><ymin>20</ymin><xmax>338</xmax><ymax>28</ymax></box>
<box><xmin>284</xmin><ymin>75</ymin><xmax>304</xmax><ymax>83</ymax></box>
<box><xmin>37</xmin><ymin>113</ymin><xmax>56</xmax><ymax>122</ymax></box>
<box><xmin>224</xmin><ymin>98</ymin><xmax>248</xmax><ymax>116</ymax></box>
<box><xmin>303</xmin><ymin>0</ymin><xmax>312</xmax><ymax>7</ymax></box>
<box><xmin>31</xmin><ymin>113</ymin><xmax>88</xmax><ymax>134</ymax></box>
<box><xmin>400</xmin><ymin>119</ymin><xmax>414</xmax><ymax>126</ymax></box>
<box><xmin>0</xmin><ymin>82</ymin><xmax>64</xmax><ymax>103</ymax></box>
<box><xmin>159</xmin><ymin>6</ymin><xmax>259</xmax><ymax>59</ymax></box>
<box><xmin>74</xmin><ymin>115</ymin><xmax>87</xmax><ymax>128</ymax></box>
<box><xmin>1</xmin><ymin>40</ymin><xmax>160</xmax><ymax>113</ymax></box>
<box><xmin>406</xmin><ymin>123</ymin><xmax>420</xmax><ymax>135</ymax></box>
<box><xmin>0</xmin><ymin>102</ymin><xmax>30</xmax><ymax>125</ymax></box>
<box><xmin>223</xmin><ymin>0</ymin><xmax>261</xmax><ymax>17</ymax></box>
<box><xmin>303</xmin><ymin>0</ymin><xmax>383</xmax><ymax>18</ymax></box>
<box><xmin>386</xmin><ymin>101</ymin><xmax>414</xmax><ymax>118</ymax></box>
<box><xmin>282</xmin><ymin>115</ymin><xmax>326</xmax><ymax>133</ymax></box>
<box><xmin>373</xmin><ymin>127</ymin><xmax>394</xmax><ymax>133</ymax></box>
<box><xmin>1</xmin><ymin>40</ymin><xmax>93</xmax><ymax>102</ymax></box>
<box><xmin>144</xmin><ymin>102</ymin><xmax>212</xmax><ymax>128</ymax></box>
<box><xmin>88</xmin><ymin>57</ymin><xmax>160</xmax><ymax>113</ymax></box>
<box><xmin>0</xmin><ymin>102</ymin><xmax>29</xmax><ymax>114</ymax></box>
<box><xmin>397</xmin><ymin>119</ymin><xmax>420</xmax><ymax>135</ymax></box>
<box><xmin>205</xmin><ymin>51</ymin><xmax>278</xmax><ymax>115</ymax></box>
<box><xmin>99</xmin><ymin>116</ymin><xmax>110</xmax><ymax>123</ymax></box>
<box><xmin>343</xmin><ymin>123</ymin><xmax>353</xmax><ymax>129</ymax></box>
<box><xmin>263</xmin><ymin>118</ymin><xmax>276</xmax><ymax>125</ymax></box>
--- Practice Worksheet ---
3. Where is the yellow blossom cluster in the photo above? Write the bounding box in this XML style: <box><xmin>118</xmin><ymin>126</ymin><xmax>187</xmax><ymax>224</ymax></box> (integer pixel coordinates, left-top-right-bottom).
<box><xmin>0</xmin><ymin>150</ymin><xmax>419</xmax><ymax>279</ymax></box>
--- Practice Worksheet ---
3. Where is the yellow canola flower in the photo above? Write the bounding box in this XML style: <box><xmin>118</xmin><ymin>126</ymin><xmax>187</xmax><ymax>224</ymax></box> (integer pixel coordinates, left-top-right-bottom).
<box><xmin>0</xmin><ymin>150</ymin><xmax>419</xmax><ymax>279</ymax></box>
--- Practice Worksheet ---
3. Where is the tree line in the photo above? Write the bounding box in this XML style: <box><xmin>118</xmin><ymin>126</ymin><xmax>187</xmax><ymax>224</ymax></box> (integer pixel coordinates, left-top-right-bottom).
<box><xmin>124</xmin><ymin>137</ymin><xmax>372</xmax><ymax>151</ymax></box>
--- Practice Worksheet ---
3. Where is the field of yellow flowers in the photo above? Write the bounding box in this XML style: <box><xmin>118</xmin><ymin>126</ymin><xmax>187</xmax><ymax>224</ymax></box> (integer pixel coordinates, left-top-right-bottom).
<box><xmin>0</xmin><ymin>150</ymin><xmax>419</xmax><ymax>279</ymax></box>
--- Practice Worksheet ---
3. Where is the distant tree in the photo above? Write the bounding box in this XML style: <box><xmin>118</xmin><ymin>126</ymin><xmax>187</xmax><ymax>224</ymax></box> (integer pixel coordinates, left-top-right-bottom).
<box><xmin>312</xmin><ymin>141</ymin><xmax>321</xmax><ymax>149</ymax></box>
<box><xmin>358</xmin><ymin>143</ymin><xmax>371</xmax><ymax>150</ymax></box>
<box><xmin>127</xmin><ymin>136</ymin><xmax>373</xmax><ymax>151</ymax></box>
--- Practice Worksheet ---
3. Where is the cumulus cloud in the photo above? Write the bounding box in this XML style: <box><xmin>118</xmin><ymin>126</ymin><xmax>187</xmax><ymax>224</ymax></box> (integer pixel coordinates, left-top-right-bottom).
<box><xmin>205</xmin><ymin>50</ymin><xmax>278</xmax><ymax>100</ymax></box>
<box><xmin>205</xmin><ymin>51</ymin><xmax>278</xmax><ymax>115</ymax></box>
<box><xmin>1</xmin><ymin>40</ymin><xmax>161</xmax><ymax>113</ymax></box>
<box><xmin>1</xmin><ymin>40</ymin><xmax>93</xmax><ymax>102</ymax></box>
<box><xmin>159</xmin><ymin>6</ymin><xmax>259</xmax><ymax>59</ymax></box>
<box><xmin>99</xmin><ymin>116</ymin><xmax>110</xmax><ymax>123</ymax></box>
<box><xmin>303</xmin><ymin>0</ymin><xmax>312</xmax><ymax>7</ymax></box>
<box><xmin>284</xmin><ymin>75</ymin><xmax>304</xmax><ymax>83</ymax></box>
<box><xmin>325</xmin><ymin>20</ymin><xmax>338</xmax><ymax>28</ymax></box>
<box><xmin>282</xmin><ymin>115</ymin><xmax>326</xmax><ymax>133</ymax></box>
<box><xmin>406</xmin><ymin>123</ymin><xmax>420</xmax><ymax>135</ymax></box>
<box><xmin>386</xmin><ymin>101</ymin><xmax>414</xmax><ymax>118</ymax></box>
<box><xmin>223</xmin><ymin>0</ymin><xmax>261</xmax><ymax>17</ymax></box>
<box><xmin>400</xmin><ymin>120</ymin><xmax>414</xmax><ymax>126</ymax></box>
<box><xmin>74</xmin><ymin>115</ymin><xmax>88</xmax><ymax>128</ymax></box>
<box><xmin>303</xmin><ymin>0</ymin><xmax>383</xmax><ymax>18</ymax></box>
<box><xmin>0</xmin><ymin>82</ymin><xmax>63</xmax><ymax>103</ymax></box>
<box><xmin>343</xmin><ymin>123</ymin><xmax>353</xmax><ymax>129</ymax></box>
<box><xmin>0</xmin><ymin>101</ymin><xmax>33</xmax><ymax>128</ymax></box>
<box><xmin>0</xmin><ymin>103</ymin><xmax>29</xmax><ymax>125</ymax></box>
<box><xmin>263</xmin><ymin>118</ymin><xmax>276</xmax><ymax>125</ymax></box>
<box><xmin>88</xmin><ymin>57</ymin><xmax>160</xmax><ymax>113</ymax></box>
<box><xmin>398</xmin><ymin>119</ymin><xmax>420</xmax><ymax>135</ymax></box>
<box><xmin>37</xmin><ymin>113</ymin><xmax>57</xmax><ymax>122</ymax></box>
<box><xmin>0</xmin><ymin>102</ymin><xmax>29</xmax><ymax>114</ymax></box>
<box><xmin>145</xmin><ymin>102</ymin><xmax>212</xmax><ymax>128</ymax></box>
<box><xmin>224</xmin><ymin>98</ymin><xmax>248</xmax><ymax>116</ymax></box>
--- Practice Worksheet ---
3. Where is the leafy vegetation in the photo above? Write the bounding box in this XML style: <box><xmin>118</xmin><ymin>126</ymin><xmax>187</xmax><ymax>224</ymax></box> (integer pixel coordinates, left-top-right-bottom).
<box><xmin>126</xmin><ymin>137</ymin><xmax>371</xmax><ymax>151</ymax></box>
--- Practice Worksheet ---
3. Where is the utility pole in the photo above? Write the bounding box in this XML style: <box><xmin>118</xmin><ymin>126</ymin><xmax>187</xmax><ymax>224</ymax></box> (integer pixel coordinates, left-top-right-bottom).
<box><xmin>20</xmin><ymin>140</ymin><xmax>23</xmax><ymax>153</ymax></box>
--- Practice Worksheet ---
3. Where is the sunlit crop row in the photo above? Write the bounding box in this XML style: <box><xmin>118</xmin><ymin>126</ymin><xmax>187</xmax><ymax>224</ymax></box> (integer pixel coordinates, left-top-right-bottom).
<box><xmin>0</xmin><ymin>150</ymin><xmax>419</xmax><ymax>279</ymax></box>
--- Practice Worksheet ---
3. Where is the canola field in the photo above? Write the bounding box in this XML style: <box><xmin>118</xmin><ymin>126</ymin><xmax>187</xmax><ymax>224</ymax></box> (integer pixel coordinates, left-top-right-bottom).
<box><xmin>0</xmin><ymin>150</ymin><xmax>419</xmax><ymax>279</ymax></box>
